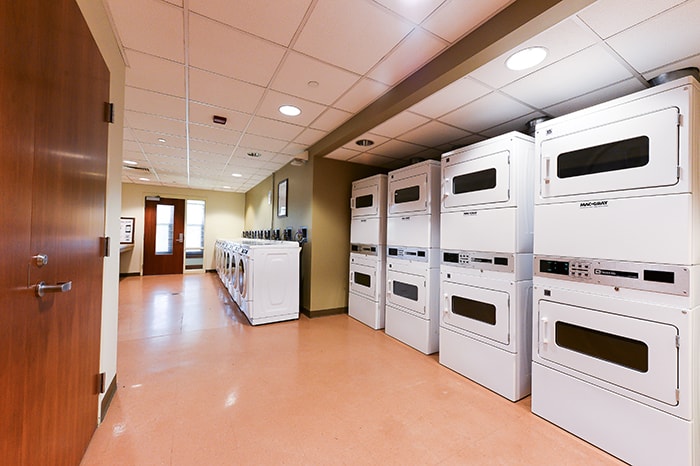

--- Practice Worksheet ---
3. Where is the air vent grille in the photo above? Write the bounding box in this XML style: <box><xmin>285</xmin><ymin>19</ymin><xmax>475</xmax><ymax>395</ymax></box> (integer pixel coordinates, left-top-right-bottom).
<box><xmin>123</xmin><ymin>165</ymin><xmax>151</xmax><ymax>173</ymax></box>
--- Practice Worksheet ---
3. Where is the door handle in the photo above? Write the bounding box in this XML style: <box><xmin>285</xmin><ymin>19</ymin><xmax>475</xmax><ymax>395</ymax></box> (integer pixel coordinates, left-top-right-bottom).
<box><xmin>35</xmin><ymin>281</ymin><xmax>72</xmax><ymax>298</ymax></box>
<box><xmin>540</xmin><ymin>317</ymin><xmax>549</xmax><ymax>351</ymax></box>
<box><xmin>543</xmin><ymin>157</ymin><xmax>551</xmax><ymax>184</ymax></box>
<box><xmin>177</xmin><ymin>233</ymin><xmax>184</xmax><ymax>243</ymax></box>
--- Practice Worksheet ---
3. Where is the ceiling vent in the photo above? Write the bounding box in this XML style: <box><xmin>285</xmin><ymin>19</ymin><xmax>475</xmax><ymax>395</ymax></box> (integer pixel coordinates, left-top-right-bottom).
<box><xmin>291</xmin><ymin>150</ymin><xmax>309</xmax><ymax>167</ymax></box>
<box><xmin>213</xmin><ymin>115</ymin><xmax>227</xmax><ymax>125</ymax></box>
<box><xmin>247</xmin><ymin>151</ymin><xmax>262</xmax><ymax>158</ymax></box>
<box><xmin>123</xmin><ymin>165</ymin><xmax>151</xmax><ymax>173</ymax></box>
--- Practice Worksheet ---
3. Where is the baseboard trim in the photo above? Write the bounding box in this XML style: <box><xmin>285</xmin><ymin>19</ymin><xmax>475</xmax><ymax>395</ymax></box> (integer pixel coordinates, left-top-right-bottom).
<box><xmin>301</xmin><ymin>306</ymin><xmax>348</xmax><ymax>318</ymax></box>
<box><xmin>205</xmin><ymin>268</ymin><xmax>216</xmax><ymax>273</ymax></box>
<box><xmin>100</xmin><ymin>374</ymin><xmax>117</xmax><ymax>423</ymax></box>
<box><xmin>119</xmin><ymin>272</ymin><xmax>140</xmax><ymax>279</ymax></box>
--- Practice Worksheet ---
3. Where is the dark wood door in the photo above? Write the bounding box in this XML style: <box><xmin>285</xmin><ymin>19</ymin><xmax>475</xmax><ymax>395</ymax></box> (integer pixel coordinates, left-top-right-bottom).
<box><xmin>143</xmin><ymin>198</ymin><xmax>186</xmax><ymax>275</ymax></box>
<box><xmin>0</xmin><ymin>0</ymin><xmax>109</xmax><ymax>464</ymax></box>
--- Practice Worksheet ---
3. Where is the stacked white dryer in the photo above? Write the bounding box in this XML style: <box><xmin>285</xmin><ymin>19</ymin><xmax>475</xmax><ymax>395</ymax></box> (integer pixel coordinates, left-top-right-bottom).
<box><xmin>439</xmin><ymin>131</ymin><xmax>535</xmax><ymax>401</ymax></box>
<box><xmin>348</xmin><ymin>174</ymin><xmax>388</xmax><ymax>329</ymax></box>
<box><xmin>385</xmin><ymin>160</ymin><xmax>441</xmax><ymax>354</ymax></box>
<box><xmin>531</xmin><ymin>76</ymin><xmax>700</xmax><ymax>465</ymax></box>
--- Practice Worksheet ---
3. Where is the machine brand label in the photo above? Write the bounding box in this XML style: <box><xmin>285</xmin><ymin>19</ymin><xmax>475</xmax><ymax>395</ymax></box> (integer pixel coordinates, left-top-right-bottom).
<box><xmin>579</xmin><ymin>200</ymin><xmax>608</xmax><ymax>209</ymax></box>
<box><xmin>463</xmin><ymin>211</ymin><xmax>478</xmax><ymax>216</ymax></box>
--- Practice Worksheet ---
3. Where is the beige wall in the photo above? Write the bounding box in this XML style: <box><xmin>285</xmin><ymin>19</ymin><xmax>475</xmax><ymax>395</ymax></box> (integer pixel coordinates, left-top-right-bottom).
<box><xmin>76</xmin><ymin>0</ymin><xmax>125</xmax><ymax>421</ymax></box>
<box><xmin>121</xmin><ymin>183</ymin><xmax>245</xmax><ymax>274</ymax></box>
<box><xmin>244</xmin><ymin>157</ymin><xmax>383</xmax><ymax>314</ymax></box>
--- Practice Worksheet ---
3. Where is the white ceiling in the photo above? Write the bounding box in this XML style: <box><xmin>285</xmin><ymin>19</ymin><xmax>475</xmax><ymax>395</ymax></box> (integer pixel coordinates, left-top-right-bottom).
<box><xmin>108</xmin><ymin>0</ymin><xmax>700</xmax><ymax>192</ymax></box>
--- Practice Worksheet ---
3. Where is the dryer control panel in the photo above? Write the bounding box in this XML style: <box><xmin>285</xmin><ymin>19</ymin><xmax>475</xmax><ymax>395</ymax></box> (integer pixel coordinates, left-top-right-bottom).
<box><xmin>387</xmin><ymin>246</ymin><xmax>430</xmax><ymax>263</ymax></box>
<box><xmin>535</xmin><ymin>255</ymin><xmax>689</xmax><ymax>296</ymax></box>
<box><xmin>441</xmin><ymin>250</ymin><xmax>515</xmax><ymax>274</ymax></box>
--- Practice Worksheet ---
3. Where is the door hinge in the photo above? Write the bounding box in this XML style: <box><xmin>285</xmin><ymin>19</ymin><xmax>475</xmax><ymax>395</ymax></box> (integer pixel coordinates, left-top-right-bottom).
<box><xmin>104</xmin><ymin>102</ymin><xmax>115</xmax><ymax>124</ymax></box>
<box><xmin>98</xmin><ymin>372</ymin><xmax>106</xmax><ymax>394</ymax></box>
<box><xmin>102</xmin><ymin>236</ymin><xmax>111</xmax><ymax>258</ymax></box>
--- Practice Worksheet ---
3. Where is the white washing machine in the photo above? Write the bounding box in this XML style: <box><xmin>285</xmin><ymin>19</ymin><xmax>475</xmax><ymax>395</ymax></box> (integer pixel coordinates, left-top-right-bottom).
<box><xmin>350</xmin><ymin>174</ymin><xmax>387</xmax><ymax>245</ymax></box>
<box><xmin>534</xmin><ymin>76</ymin><xmax>700</xmax><ymax>265</ymax></box>
<box><xmin>237</xmin><ymin>240</ymin><xmax>300</xmax><ymax>326</ymax></box>
<box><xmin>348</xmin><ymin>245</ymin><xmax>386</xmax><ymax>329</ymax></box>
<box><xmin>387</xmin><ymin>160</ymin><xmax>441</xmax><ymax>249</ymax></box>
<box><xmin>531</xmin><ymin>259</ymin><xmax>700</xmax><ymax>465</ymax></box>
<box><xmin>384</xmin><ymin>246</ymin><xmax>440</xmax><ymax>354</ymax></box>
<box><xmin>441</xmin><ymin>131</ymin><xmax>534</xmax><ymax>254</ymax></box>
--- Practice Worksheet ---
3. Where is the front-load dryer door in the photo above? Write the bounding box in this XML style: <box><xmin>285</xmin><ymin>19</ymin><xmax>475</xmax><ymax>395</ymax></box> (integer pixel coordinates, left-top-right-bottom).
<box><xmin>349</xmin><ymin>258</ymin><xmax>377</xmax><ymax>300</ymax></box>
<box><xmin>443</xmin><ymin>150</ymin><xmax>510</xmax><ymax>209</ymax></box>
<box><xmin>442</xmin><ymin>280</ymin><xmax>510</xmax><ymax>346</ymax></box>
<box><xmin>537</xmin><ymin>300</ymin><xmax>679</xmax><ymax>406</ymax></box>
<box><xmin>389</xmin><ymin>172</ymin><xmax>428</xmax><ymax>215</ymax></box>
<box><xmin>351</xmin><ymin>183</ymin><xmax>380</xmax><ymax>218</ymax></box>
<box><xmin>387</xmin><ymin>268</ymin><xmax>426</xmax><ymax>316</ymax></box>
<box><xmin>237</xmin><ymin>257</ymin><xmax>247</xmax><ymax>299</ymax></box>
<box><xmin>539</xmin><ymin>107</ymin><xmax>679</xmax><ymax>200</ymax></box>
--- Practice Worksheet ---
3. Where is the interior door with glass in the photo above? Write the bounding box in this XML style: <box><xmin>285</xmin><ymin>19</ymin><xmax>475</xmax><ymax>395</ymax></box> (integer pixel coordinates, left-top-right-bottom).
<box><xmin>143</xmin><ymin>197</ymin><xmax>185</xmax><ymax>275</ymax></box>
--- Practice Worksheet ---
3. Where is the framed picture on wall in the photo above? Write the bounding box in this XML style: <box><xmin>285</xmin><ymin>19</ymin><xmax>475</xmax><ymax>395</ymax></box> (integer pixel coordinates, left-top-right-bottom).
<box><xmin>120</xmin><ymin>217</ymin><xmax>135</xmax><ymax>244</ymax></box>
<box><xmin>277</xmin><ymin>178</ymin><xmax>288</xmax><ymax>217</ymax></box>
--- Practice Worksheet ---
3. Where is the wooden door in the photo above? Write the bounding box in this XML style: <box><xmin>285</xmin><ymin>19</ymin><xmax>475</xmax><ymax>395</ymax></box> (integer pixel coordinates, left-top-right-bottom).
<box><xmin>0</xmin><ymin>0</ymin><xmax>110</xmax><ymax>464</ymax></box>
<box><xmin>143</xmin><ymin>198</ymin><xmax>186</xmax><ymax>275</ymax></box>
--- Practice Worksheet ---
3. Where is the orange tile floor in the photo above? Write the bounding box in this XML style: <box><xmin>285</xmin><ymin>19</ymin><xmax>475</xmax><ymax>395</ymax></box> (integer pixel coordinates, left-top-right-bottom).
<box><xmin>81</xmin><ymin>273</ymin><xmax>623</xmax><ymax>465</ymax></box>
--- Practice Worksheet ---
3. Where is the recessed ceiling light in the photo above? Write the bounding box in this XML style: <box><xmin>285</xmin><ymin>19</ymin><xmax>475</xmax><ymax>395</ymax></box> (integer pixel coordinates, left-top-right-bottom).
<box><xmin>356</xmin><ymin>139</ymin><xmax>374</xmax><ymax>147</ymax></box>
<box><xmin>505</xmin><ymin>46</ymin><xmax>548</xmax><ymax>71</ymax></box>
<box><xmin>157</xmin><ymin>137</ymin><xmax>166</xmax><ymax>143</ymax></box>
<box><xmin>279</xmin><ymin>105</ymin><xmax>301</xmax><ymax>117</ymax></box>
<box><xmin>223</xmin><ymin>185</ymin><xmax>232</xmax><ymax>189</ymax></box>
<box><xmin>246</xmin><ymin>152</ymin><xmax>262</xmax><ymax>158</ymax></box>
<box><xmin>124</xmin><ymin>160</ymin><xmax>138</xmax><ymax>165</ymax></box>
<box><xmin>307</xmin><ymin>80</ymin><xmax>319</xmax><ymax>88</ymax></box>
<box><xmin>138</xmin><ymin>177</ymin><xmax>150</xmax><ymax>181</ymax></box>
<box><xmin>232</xmin><ymin>173</ymin><xmax>243</xmax><ymax>177</ymax></box>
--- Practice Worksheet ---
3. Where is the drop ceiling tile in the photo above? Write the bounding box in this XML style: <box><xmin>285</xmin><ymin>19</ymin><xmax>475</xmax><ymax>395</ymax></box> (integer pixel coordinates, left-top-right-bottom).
<box><xmin>309</xmin><ymin>107</ymin><xmax>353</xmax><ymax>132</ymax></box>
<box><xmin>256</xmin><ymin>90</ymin><xmax>327</xmax><ymax>127</ymax></box>
<box><xmin>370</xmin><ymin>111</ymin><xmax>431</xmax><ymax>138</ymax></box>
<box><xmin>189</xmin><ymin>103</ymin><xmax>251</xmax><ymax>133</ymax></box>
<box><xmin>122</xmin><ymin>152</ymin><xmax>148</xmax><ymax>164</ymax></box>
<box><xmin>368</xmin><ymin>139</ymin><xmax>425</xmax><ymax>158</ymax></box>
<box><xmin>502</xmin><ymin>44</ymin><xmax>634</xmax><ymax>109</ymax></box>
<box><xmin>577</xmin><ymin>0</ymin><xmax>684</xmax><ymax>39</ymax></box>
<box><xmin>422</xmin><ymin>0</ymin><xmax>513</xmax><ymax>43</ymax></box>
<box><xmin>439</xmin><ymin>92</ymin><xmax>532</xmax><ymax>133</ymax></box>
<box><xmin>106</xmin><ymin>0</ymin><xmax>184</xmax><ymax>62</ymax></box>
<box><xmin>125</xmin><ymin>111</ymin><xmax>186</xmax><ymax>138</ymax></box>
<box><xmin>373</xmin><ymin>0</ymin><xmax>445</xmax><ymax>24</ymax></box>
<box><xmin>294</xmin><ymin>128</ymin><xmax>328</xmax><ymax>146</ymax></box>
<box><xmin>124</xmin><ymin>50</ymin><xmax>185</xmax><ymax>97</ymax></box>
<box><xmin>122</xmin><ymin>140</ymin><xmax>142</xmax><ymax>152</ymax></box>
<box><xmin>189</xmin><ymin>151</ymin><xmax>230</xmax><ymax>165</ymax></box>
<box><xmin>409</xmin><ymin>77</ymin><xmax>491</xmax><ymax>118</ymax></box>
<box><xmin>643</xmin><ymin>54</ymin><xmax>700</xmax><ymax>81</ymax></box>
<box><xmin>293</xmin><ymin>0</ymin><xmax>414</xmax><ymax>74</ymax></box>
<box><xmin>479</xmin><ymin>111</ymin><xmax>545</xmax><ymax>138</ymax></box>
<box><xmin>189</xmin><ymin>0</ymin><xmax>311</xmax><ymax>46</ymax></box>
<box><xmin>238</xmin><ymin>133</ymin><xmax>289</xmax><ymax>153</ymax></box>
<box><xmin>324</xmin><ymin>147</ymin><xmax>363</xmax><ymax>161</ymax></box>
<box><xmin>132</xmin><ymin>130</ymin><xmax>187</xmax><ymax>148</ymax></box>
<box><xmin>410</xmin><ymin>148</ymin><xmax>443</xmax><ymax>160</ymax></box>
<box><xmin>278</xmin><ymin>143</ymin><xmax>308</xmax><ymax>156</ymax></box>
<box><xmin>397</xmin><ymin>121</ymin><xmax>471</xmax><ymax>147</ymax></box>
<box><xmin>189</xmin><ymin>68</ymin><xmax>266</xmax><ymax>114</ymax></box>
<box><xmin>163</xmin><ymin>0</ymin><xmax>182</xmax><ymax>6</ymax></box>
<box><xmin>605</xmin><ymin>1</ymin><xmax>700</xmax><ymax>73</ymax></box>
<box><xmin>348</xmin><ymin>152</ymin><xmax>396</xmax><ymax>167</ymax></box>
<box><xmin>342</xmin><ymin>132</ymin><xmax>390</xmax><ymax>151</ymax></box>
<box><xmin>437</xmin><ymin>134</ymin><xmax>486</xmax><ymax>152</ymax></box>
<box><xmin>544</xmin><ymin>78</ymin><xmax>645</xmax><ymax>117</ymax></box>
<box><xmin>140</xmin><ymin>143</ymin><xmax>187</xmax><ymax>158</ymax></box>
<box><xmin>147</xmin><ymin>154</ymin><xmax>187</xmax><ymax>166</ymax></box>
<box><xmin>232</xmin><ymin>147</ymin><xmax>276</xmax><ymax>162</ymax></box>
<box><xmin>469</xmin><ymin>18</ymin><xmax>600</xmax><ymax>90</ymax></box>
<box><xmin>333</xmin><ymin>78</ymin><xmax>391</xmax><ymax>113</ymax></box>
<box><xmin>188</xmin><ymin>13</ymin><xmax>286</xmax><ymax>86</ymax></box>
<box><xmin>247</xmin><ymin>117</ymin><xmax>305</xmax><ymax>140</ymax></box>
<box><xmin>368</xmin><ymin>28</ymin><xmax>448</xmax><ymax>86</ymax></box>
<box><xmin>124</xmin><ymin>87</ymin><xmax>186</xmax><ymax>120</ymax></box>
<box><xmin>271</xmin><ymin>52</ymin><xmax>361</xmax><ymax>105</ymax></box>
<box><xmin>189</xmin><ymin>139</ymin><xmax>234</xmax><ymax>156</ymax></box>
<box><xmin>189</xmin><ymin>124</ymin><xmax>242</xmax><ymax>146</ymax></box>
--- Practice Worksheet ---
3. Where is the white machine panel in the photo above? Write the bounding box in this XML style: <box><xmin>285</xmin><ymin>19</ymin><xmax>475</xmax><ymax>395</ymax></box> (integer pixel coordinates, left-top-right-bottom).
<box><xmin>349</xmin><ymin>252</ymin><xmax>383</xmax><ymax>301</ymax></box>
<box><xmin>441</xmin><ymin>206</ymin><xmax>531</xmax><ymax>254</ymax></box>
<box><xmin>388</xmin><ymin>160</ymin><xmax>440</xmax><ymax>216</ymax></box>
<box><xmin>387</xmin><ymin>213</ymin><xmax>439</xmax><ymax>249</ymax></box>
<box><xmin>351</xmin><ymin>174</ymin><xmax>387</xmax><ymax>219</ymax></box>
<box><xmin>350</xmin><ymin>217</ymin><xmax>385</xmax><ymax>245</ymax></box>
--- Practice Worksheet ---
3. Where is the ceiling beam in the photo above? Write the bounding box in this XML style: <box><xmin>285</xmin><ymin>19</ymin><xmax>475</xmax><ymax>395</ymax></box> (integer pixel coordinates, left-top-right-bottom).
<box><xmin>307</xmin><ymin>0</ymin><xmax>595</xmax><ymax>158</ymax></box>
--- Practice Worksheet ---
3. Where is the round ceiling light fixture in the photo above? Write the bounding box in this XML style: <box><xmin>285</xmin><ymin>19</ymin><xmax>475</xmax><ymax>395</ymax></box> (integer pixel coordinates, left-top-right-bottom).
<box><xmin>124</xmin><ymin>160</ymin><xmax>138</xmax><ymax>165</ymax></box>
<box><xmin>355</xmin><ymin>139</ymin><xmax>375</xmax><ymax>147</ymax></box>
<box><xmin>138</xmin><ymin>177</ymin><xmax>150</xmax><ymax>181</ymax></box>
<box><xmin>232</xmin><ymin>173</ymin><xmax>243</xmax><ymax>177</ymax></box>
<box><xmin>157</xmin><ymin>137</ymin><xmax>166</xmax><ymax>143</ymax></box>
<box><xmin>279</xmin><ymin>105</ymin><xmax>301</xmax><ymax>117</ymax></box>
<box><xmin>505</xmin><ymin>46</ymin><xmax>548</xmax><ymax>71</ymax></box>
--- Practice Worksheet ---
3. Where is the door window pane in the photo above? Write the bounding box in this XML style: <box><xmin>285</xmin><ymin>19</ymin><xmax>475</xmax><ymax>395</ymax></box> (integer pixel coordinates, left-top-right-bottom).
<box><xmin>451</xmin><ymin>296</ymin><xmax>496</xmax><ymax>325</ymax></box>
<box><xmin>393</xmin><ymin>281</ymin><xmax>418</xmax><ymax>301</ymax></box>
<box><xmin>354</xmin><ymin>272</ymin><xmax>371</xmax><ymax>288</ymax></box>
<box><xmin>185</xmin><ymin>200</ymin><xmax>205</xmax><ymax>270</ymax></box>
<box><xmin>355</xmin><ymin>194</ymin><xmax>373</xmax><ymax>209</ymax></box>
<box><xmin>394</xmin><ymin>186</ymin><xmax>420</xmax><ymax>204</ymax></box>
<box><xmin>555</xmin><ymin>321</ymin><xmax>649</xmax><ymax>372</ymax></box>
<box><xmin>453</xmin><ymin>168</ymin><xmax>497</xmax><ymax>194</ymax></box>
<box><xmin>557</xmin><ymin>136</ymin><xmax>649</xmax><ymax>179</ymax></box>
<box><xmin>155</xmin><ymin>204</ymin><xmax>174</xmax><ymax>255</ymax></box>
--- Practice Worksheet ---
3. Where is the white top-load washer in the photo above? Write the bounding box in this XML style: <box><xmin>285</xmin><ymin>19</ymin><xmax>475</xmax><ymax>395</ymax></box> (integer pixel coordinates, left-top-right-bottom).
<box><xmin>534</xmin><ymin>76</ymin><xmax>700</xmax><ymax>265</ymax></box>
<box><xmin>237</xmin><ymin>239</ymin><xmax>300</xmax><ymax>326</ymax></box>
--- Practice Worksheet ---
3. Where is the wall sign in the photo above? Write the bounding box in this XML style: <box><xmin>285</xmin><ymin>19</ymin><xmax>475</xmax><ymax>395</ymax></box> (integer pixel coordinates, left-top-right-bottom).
<box><xmin>120</xmin><ymin>217</ymin><xmax>135</xmax><ymax>244</ymax></box>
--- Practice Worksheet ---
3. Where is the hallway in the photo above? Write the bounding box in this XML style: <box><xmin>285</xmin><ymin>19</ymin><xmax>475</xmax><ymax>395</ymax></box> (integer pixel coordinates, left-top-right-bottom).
<box><xmin>81</xmin><ymin>274</ymin><xmax>621</xmax><ymax>465</ymax></box>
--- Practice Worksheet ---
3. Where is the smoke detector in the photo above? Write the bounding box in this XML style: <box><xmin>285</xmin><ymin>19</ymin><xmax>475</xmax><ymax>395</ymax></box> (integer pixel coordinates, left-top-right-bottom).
<box><xmin>291</xmin><ymin>150</ymin><xmax>309</xmax><ymax>166</ymax></box>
